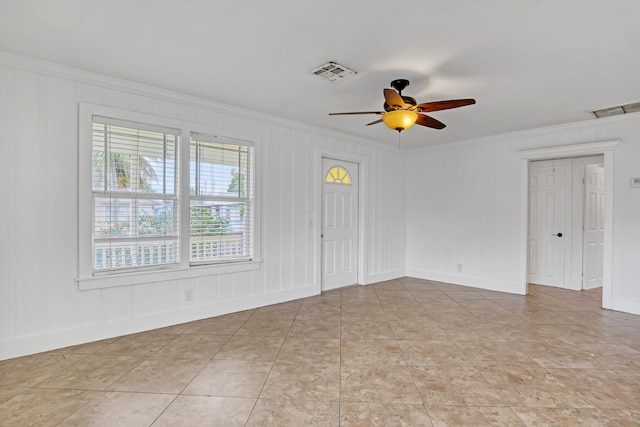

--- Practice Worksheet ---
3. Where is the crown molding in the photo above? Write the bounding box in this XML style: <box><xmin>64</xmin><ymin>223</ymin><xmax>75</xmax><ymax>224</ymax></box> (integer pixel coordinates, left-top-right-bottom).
<box><xmin>408</xmin><ymin>110</ymin><xmax>635</xmax><ymax>155</ymax></box>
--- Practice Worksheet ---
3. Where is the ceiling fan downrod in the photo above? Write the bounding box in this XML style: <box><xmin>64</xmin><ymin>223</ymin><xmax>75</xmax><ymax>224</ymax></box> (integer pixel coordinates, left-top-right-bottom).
<box><xmin>390</xmin><ymin>79</ymin><xmax>410</xmax><ymax>95</ymax></box>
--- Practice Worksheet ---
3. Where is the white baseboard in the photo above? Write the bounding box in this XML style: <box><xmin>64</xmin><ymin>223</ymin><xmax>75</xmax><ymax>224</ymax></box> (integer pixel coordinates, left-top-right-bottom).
<box><xmin>0</xmin><ymin>286</ymin><xmax>317</xmax><ymax>361</ymax></box>
<box><xmin>365</xmin><ymin>269</ymin><xmax>405</xmax><ymax>285</ymax></box>
<box><xmin>610</xmin><ymin>298</ymin><xmax>640</xmax><ymax>316</ymax></box>
<box><xmin>406</xmin><ymin>268</ymin><xmax>524</xmax><ymax>295</ymax></box>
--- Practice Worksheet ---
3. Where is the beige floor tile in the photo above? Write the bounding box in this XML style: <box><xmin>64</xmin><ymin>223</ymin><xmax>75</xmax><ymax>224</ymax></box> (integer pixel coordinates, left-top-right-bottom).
<box><xmin>57</xmin><ymin>391</ymin><xmax>175</xmax><ymax>426</ymax></box>
<box><xmin>213</xmin><ymin>335</ymin><xmax>285</xmax><ymax>362</ymax></box>
<box><xmin>441</xmin><ymin>324</ymin><xmax>507</xmax><ymax>343</ymax></box>
<box><xmin>602</xmin><ymin>409</ymin><xmax>640</xmax><ymax>427</ymax></box>
<box><xmin>277</xmin><ymin>337</ymin><xmax>340</xmax><ymax>364</ymax></box>
<box><xmin>341</xmin><ymin>319</ymin><xmax>396</xmax><ymax>340</ymax></box>
<box><xmin>151</xmin><ymin>333</ymin><xmax>230</xmax><ymax>359</ymax></box>
<box><xmin>152</xmin><ymin>395</ymin><xmax>255</xmax><ymax>427</ymax></box>
<box><xmin>410</xmin><ymin>366</ymin><xmax>505</xmax><ymax>406</ymax></box>
<box><xmin>108</xmin><ymin>357</ymin><xmax>206</xmax><ymax>393</ymax></box>
<box><xmin>183</xmin><ymin>359</ymin><xmax>273</xmax><ymax>397</ymax></box>
<box><xmin>38</xmin><ymin>354</ymin><xmax>145</xmax><ymax>390</ymax></box>
<box><xmin>183</xmin><ymin>316</ymin><xmax>248</xmax><ymax>335</ymax></box>
<box><xmin>260</xmin><ymin>361</ymin><xmax>340</xmax><ymax>400</ymax></box>
<box><xmin>427</xmin><ymin>405</ymin><xmax>525</xmax><ymax>427</ymax></box>
<box><xmin>480</xmin><ymin>366</ymin><xmax>592</xmax><ymax>408</ymax></box>
<box><xmin>53</xmin><ymin>337</ymin><xmax>119</xmax><ymax>355</ymax></box>
<box><xmin>408</xmin><ymin>290</ymin><xmax>448</xmax><ymax>299</ymax></box>
<box><xmin>398</xmin><ymin>339</ymin><xmax>472</xmax><ymax>367</ymax></box>
<box><xmin>382</xmin><ymin>306</ymin><xmax>430</xmax><ymax>321</ymax></box>
<box><xmin>288</xmin><ymin>319</ymin><xmax>341</xmax><ymax>338</ymax></box>
<box><xmin>516</xmin><ymin>341</ymin><xmax>640</xmax><ymax>369</ymax></box>
<box><xmin>513</xmin><ymin>407</ymin><xmax>618</xmax><ymax>426</ymax></box>
<box><xmin>3</xmin><ymin>280</ymin><xmax>640</xmax><ymax>425</ymax></box>
<box><xmin>516</xmin><ymin>309</ymin><xmax>571</xmax><ymax>325</ymax></box>
<box><xmin>247</xmin><ymin>399</ymin><xmax>339</xmax><ymax>426</ymax></box>
<box><xmin>456</xmin><ymin>341</ymin><xmax>541</xmax><ymax>368</ymax></box>
<box><xmin>341</xmin><ymin>365</ymin><xmax>422</xmax><ymax>404</ymax></box>
<box><xmin>443</xmin><ymin>291</ymin><xmax>488</xmax><ymax>300</ymax></box>
<box><xmin>0</xmin><ymin>388</ymin><xmax>96</xmax><ymax>427</ymax></box>
<box><xmin>0</xmin><ymin>352</ymin><xmax>86</xmax><ymax>387</ymax></box>
<box><xmin>341</xmin><ymin>307</ymin><xmax>387</xmax><ymax>321</ymax></box>
<box><xmin>340</xmin><ymin>402</ymin><xmax>433</xmax><ymax>426</ymax></box>
<box><xmin>294</xmin><ymin>306</ymin><xmax>342</xmax><ymax>322</ymax></box>
<box><xmin>235</xmin><ymin>318</ymin><xmax>294</xmax><ymax>337</ymax></box>
<box><xmin>93</xmin><ymin>332</ymin><xmax>175</xmax><ymax>356</ymax></box>
<box><xmin>371</xmin><ymin>280</ymin><xmax>406</xmax><ymax>291</ymax></box>
<box><xmin>548</xmin><ymin>368</ymin><xmax>640</xmax><ymax>410</ymax></box>
<box><xmin>340</xmin><ymin>290</ymin><xmax>380</xmax><ymax>302</ymax></box>
<box><xmin>0</xmin><ymin>387</ymin><xmax>28</xmax><ymax>405</ymax></box>
<box><xmin>388</xmin><ymin>319</ymin><xmax>448</xmax><ymax>340</ymax></box>
<box><xmin>341</xmin><ymin>339</ymin><xmax>406</xmax><ymax>367</ymax></box>
<box><xmin>418</xmin><ymin>299</ymin><xmax>464</xmax><ymax>312</ymax></box>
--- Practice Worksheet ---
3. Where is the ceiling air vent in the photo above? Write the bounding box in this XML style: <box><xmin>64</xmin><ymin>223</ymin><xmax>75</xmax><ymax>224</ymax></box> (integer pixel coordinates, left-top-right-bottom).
<box><xmin>311</xmin><ymin>61</ymin><xmax>356</xmax><ymax>83</ymax></box>
<box><xmin>592</xmin><ymin>101</ymin><xmax>640</xmax><ymax>118</ymax></box>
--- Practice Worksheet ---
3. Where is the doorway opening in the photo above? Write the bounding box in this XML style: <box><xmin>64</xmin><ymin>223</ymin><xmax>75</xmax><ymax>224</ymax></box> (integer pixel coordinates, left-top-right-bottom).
<box><xmin>517</xmin><ymin>140</ymin><xmax>618</xmax><ymax>309</ymax></box>
<box><xmin>527</xmin><ymin>156</ymin><xmax>604</xmax><ymax>291</ymax></box>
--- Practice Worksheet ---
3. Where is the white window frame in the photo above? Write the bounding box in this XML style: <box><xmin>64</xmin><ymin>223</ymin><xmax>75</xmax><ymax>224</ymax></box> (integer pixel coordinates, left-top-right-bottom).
<box><xmin>78</xmin><ymin>103</ymin><xmax>262</xmax><ymax>290</ymax></box>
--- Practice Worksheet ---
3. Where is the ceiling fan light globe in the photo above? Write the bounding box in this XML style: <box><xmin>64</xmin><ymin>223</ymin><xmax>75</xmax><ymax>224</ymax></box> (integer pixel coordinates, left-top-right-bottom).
<box><xmin>382</xmin><ymin>110</ymin><xmax>418</xmax><ymax>132</ymax></box>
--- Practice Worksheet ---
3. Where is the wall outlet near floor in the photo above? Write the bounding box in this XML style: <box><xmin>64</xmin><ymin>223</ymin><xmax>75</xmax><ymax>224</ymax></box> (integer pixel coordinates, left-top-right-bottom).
<box><xmin>184</xmin><ymin>288</ymin><xmax>194</xmax><ymax>302</ymax></box>
<box><xmin>456</xmin><ymin>263</ymin><xmax>463</xmax><ymax>272</ymax></box>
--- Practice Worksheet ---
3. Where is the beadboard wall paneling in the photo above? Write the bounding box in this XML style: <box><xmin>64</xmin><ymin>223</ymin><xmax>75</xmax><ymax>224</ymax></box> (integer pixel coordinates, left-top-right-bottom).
<box><xmin>0</xmin><ymin>57</ymin><xmax>406</xmax><ymax>360</ymax></box>
<box><xmin>406</xmin><ymin>115</ymin><xmax>640</xmax><ymax>313</ymax></box>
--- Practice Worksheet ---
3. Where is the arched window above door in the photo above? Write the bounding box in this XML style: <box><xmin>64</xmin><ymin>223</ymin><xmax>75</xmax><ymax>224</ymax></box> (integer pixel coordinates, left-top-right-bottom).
<box><xmin>325</xmin><ymin>166</ymin><xmax>351</xmax><ymax>185</ymax></box>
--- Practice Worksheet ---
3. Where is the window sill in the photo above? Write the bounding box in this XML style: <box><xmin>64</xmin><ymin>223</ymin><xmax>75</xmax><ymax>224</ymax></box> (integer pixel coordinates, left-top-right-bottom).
<box><xmin>77</xmin><ymin>260</ymin><xmax>262</xmax><ymax>291</ymax></box>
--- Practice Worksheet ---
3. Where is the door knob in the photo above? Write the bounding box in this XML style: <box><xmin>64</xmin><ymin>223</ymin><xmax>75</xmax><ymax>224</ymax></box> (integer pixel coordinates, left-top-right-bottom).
<box><xmin>553</xmin><ymin>233</ymin><xmax>563</xmax><ymax>237</ymax></box>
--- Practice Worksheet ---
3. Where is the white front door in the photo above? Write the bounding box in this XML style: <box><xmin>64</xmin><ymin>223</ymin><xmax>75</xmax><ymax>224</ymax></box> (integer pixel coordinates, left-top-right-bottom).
<box><xmin>583</xmin><ymin>164</ymin><xmax>605</xmax><ymax>289</ymax></box>
<box><xmin>322</xmin><ymin>158</ymin><xmax>358</xmax><ymax>291</ymax></box>
<box><xmin>528</xmin><ymin>159</ymin><xmax>570</xmax><ymax>287</ymax></box>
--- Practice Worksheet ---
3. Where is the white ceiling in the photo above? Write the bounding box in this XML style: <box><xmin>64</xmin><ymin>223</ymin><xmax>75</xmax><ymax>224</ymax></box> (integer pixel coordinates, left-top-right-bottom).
<box><xmin>1</xmin><ymin>0</ymin><xmax>639</xmax><ymax>149</ymax></box>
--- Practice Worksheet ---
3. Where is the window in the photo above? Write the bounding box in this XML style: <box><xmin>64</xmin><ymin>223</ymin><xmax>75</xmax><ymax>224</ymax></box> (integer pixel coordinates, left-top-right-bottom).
<box><xmin>190</xmin><ymin>133</ymin><xmax>254</xmax><ymax>264</ymax></box>
<box><xmin>91</xmin><ymin>117</ymin><xmax>180</xmax><ymax>272</ymax></box>
<box><xmin>325</xmin><ymin>165</ymin><xmax>351</xmax><ymax>184</ymax></box>
<box><xmin>79</xmin><ymin>104</ymin><xmax>261</xmax><ymax>287</ymax></box>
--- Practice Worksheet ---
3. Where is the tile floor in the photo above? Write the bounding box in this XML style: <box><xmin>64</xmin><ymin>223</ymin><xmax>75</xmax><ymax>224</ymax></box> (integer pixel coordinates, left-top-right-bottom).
<box><xmin>1</xmin><ymin>277</ymin><xmax>640</xmax><ymax>426</ymax></box>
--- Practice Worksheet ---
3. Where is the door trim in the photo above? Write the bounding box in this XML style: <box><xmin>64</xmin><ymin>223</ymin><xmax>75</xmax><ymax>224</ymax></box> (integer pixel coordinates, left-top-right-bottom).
<box><xmin>516</xmin><ymin>140</ymin><xmax>619</xmax><ymax>308</ymax></box>
<box><xmin>314</xmin><ymin>148</ymin><xmax>368</xmax><ymax>294</ymax></box>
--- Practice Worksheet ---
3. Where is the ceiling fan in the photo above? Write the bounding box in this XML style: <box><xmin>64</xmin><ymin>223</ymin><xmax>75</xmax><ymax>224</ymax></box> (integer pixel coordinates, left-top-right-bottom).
<box><xmin>329</xmin><ymin>79</ymin><xmax>476</xmax><ymax>132</ymax></box>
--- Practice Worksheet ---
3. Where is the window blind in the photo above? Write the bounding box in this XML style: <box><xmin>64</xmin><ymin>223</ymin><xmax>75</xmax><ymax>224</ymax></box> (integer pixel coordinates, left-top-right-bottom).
<box><xmin>91</xmin><ymin>119</ymin><xmax>180</xmax><ymax>272</ymax></box>
<box><xmin>189</xmin><ymin>133</ymin><xmax>254</xmax><ymax>264</ymax></box>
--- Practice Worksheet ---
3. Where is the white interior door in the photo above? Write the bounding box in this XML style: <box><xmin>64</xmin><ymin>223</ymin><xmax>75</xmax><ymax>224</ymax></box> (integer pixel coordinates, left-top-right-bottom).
<box><xmin>528</xmin><ymin>160</ymin><xmax>570</xmax><ymax>287</ymax></box>
<box><xmin>322</xmin><ymin>158</ymin><xmax>358</xmax><ymax>291</ymax></box>
<box><xmin>583</xmin><ymin>164</ymin><xmax>605</xmax><ymax>289</ymax></box>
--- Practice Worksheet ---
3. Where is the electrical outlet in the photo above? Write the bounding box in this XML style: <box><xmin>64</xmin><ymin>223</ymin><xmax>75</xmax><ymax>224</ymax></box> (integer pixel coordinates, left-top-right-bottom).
<box><xmin>184</xmin><ymin>288</ymin><xmax>194</xmax><ymax>302</ymax></box>
<box><xmin>456</xmin><ymin>263</ymin><xmax>463</xmax><ymax>272</ymax></box>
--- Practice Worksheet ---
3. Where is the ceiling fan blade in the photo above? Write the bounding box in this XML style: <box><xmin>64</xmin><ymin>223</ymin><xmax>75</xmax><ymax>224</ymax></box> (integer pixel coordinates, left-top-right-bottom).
<box><xmin>329</xmin><ymin>111</ymin><xmax>383</xmax><ymax>116</ymax></box>
<box><xmin>416</xmin><ymin>114</ymin><xmax>446</xmax><ymax>129</ymax></box>
<box><xmin>416</xmin><ymin>99</ymin><xmax>476</xmax><ymax>112</ymax></box>
<box><xmin>365</xmin><ymin>119</ymin><xmax>383</xmax><ymax>126</ymax></box>
<box><xmin>383</xmin><ymin>88</ymin><xmax>405</xmax><ymax>109</ymax></box>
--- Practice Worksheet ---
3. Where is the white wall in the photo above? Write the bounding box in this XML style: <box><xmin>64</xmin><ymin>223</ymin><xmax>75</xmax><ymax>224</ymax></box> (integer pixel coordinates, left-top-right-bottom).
<box><xmin>0</xmin><ymin>53</ymin><xmax>406</xmax><ymax>360</ymax></box>
<box><xmin>406</xmin><ymin>115</ymin><xmax>640</xmax><ymax>314</ymax></box>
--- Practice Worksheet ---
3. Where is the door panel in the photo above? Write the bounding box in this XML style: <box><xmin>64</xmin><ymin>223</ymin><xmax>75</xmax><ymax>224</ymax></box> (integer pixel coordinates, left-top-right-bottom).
<box><xmin>528</xmin><ymin>160</ymin><xmax>570</xmax><ymax>287</ymax></box>
<box><xmin>322</xmin><ymin>159</ymin><xmax>358</xmax><ymax>291</ymax></box>
<box><xmin>583</xmin><ymin>164</ymin><xmax>605</xmax><ymax>289</ymax></box>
